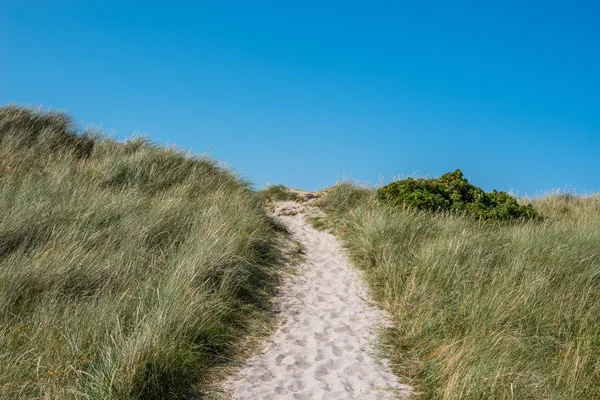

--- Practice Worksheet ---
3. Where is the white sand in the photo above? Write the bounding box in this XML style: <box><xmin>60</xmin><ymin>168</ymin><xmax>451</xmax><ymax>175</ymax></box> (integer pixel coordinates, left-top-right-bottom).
<box><xmin>226</xmin><ymin>200</ymin><xmax>412</xmax><ymax>399</ymax></box>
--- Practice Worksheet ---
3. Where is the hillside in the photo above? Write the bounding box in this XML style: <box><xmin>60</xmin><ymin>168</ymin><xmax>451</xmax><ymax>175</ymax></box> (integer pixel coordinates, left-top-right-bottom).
<box><xmin>313</xmin><ymin>183</ymin><xmax>600</xmax><ymax>399</ymax></box>
<box><xmin>0</xmin><ymin>106</ymin><xmax>286</xmax><ymax>399</ymax></box>
<box><xmin>2</xmin><ymin>105</ymin><xmax>599</xmax><ymax>399</ymax></box>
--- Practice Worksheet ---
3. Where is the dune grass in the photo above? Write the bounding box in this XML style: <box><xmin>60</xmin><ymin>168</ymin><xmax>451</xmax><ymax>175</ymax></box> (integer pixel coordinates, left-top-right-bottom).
<box><xmin>259</xmin><ymin>184</ymin><xmax>299</xmax><ymax>202</ymax></box>
<box><xmin>0</xmin><ymin>105</ymin><xmax>287</xmax><ymax>399</ymax></box>
<box><xmin>315</xmin><ymin>183</ymin><xmax>600</xmax><ymax>399</ymax></box>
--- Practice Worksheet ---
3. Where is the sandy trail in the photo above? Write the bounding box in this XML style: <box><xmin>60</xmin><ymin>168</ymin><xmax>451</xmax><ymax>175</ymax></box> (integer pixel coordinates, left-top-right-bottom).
<box><xmin>226</xmin><ymin>200</ymin><xmax>412</xmax><ymax>399</ymax></box>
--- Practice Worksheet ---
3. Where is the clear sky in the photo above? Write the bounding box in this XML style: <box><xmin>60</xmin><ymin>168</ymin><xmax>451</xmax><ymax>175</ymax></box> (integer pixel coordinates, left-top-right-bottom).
<box><xmin>1</xmin><ymin>1</ymin><xmax>599</xmax><ymax>194</ymax></box>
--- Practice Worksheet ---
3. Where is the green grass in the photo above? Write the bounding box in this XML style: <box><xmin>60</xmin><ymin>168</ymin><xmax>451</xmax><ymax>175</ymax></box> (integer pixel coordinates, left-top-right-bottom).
<box><xmin>0</xmin><ymin>105</ymin><xmax>287</xmax><ymax>399</ymax></box>
<box><xmin>259</xmin><ymin>184</ymin><xmax>299</xmax><ymax>202</ymax></box>
<box><xmin>315</xmin><ymin>183</ymin><xmax>600</xmax><ymax>399</ymax></box>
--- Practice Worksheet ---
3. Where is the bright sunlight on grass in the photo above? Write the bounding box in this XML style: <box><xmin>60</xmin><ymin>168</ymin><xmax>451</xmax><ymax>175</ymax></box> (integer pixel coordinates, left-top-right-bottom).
<box><xmin>314</xmin><ymin>182</ymin><xmax>600</xmax><ymax>399</ymax></box>
<box><xmin>0</xmin><ymin>105</ymin><xmax>287</xmax><ymax>399</ymax></box>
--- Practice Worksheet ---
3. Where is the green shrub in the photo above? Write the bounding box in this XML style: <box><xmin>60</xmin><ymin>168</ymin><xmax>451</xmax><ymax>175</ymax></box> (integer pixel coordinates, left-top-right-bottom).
<box><xmin>377</xmin><ymin>169</ymin><xmax>540</xmax><ymax>221</ymax></box>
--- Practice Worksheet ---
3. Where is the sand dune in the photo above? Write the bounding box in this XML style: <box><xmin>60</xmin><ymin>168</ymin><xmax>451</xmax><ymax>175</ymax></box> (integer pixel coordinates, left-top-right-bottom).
<box><xmin>226</xmin><ymin>200</ymin><xmax>412</xmax><ymax>399</ymax></box>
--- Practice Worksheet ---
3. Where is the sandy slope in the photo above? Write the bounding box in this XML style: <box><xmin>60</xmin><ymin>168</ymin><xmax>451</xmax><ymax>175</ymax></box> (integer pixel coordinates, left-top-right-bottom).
<box><xmin>226</xmin><ymin>200</ymin><xmax>412</xmax><ymax>399</ymax></box>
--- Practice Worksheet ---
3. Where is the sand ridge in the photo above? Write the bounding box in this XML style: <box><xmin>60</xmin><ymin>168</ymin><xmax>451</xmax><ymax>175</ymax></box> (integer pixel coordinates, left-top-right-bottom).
<box><xmin>226</xmin><ymin>200</ymin><xmax>412</xmax><ymax>399</ymax></box>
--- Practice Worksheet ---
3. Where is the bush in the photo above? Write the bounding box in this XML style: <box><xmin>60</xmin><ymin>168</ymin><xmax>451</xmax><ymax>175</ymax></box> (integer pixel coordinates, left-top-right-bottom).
<box><xmin>377</xmin><ymin>169</ymin><xmax>540</xmax><ymax>221</ymax></box>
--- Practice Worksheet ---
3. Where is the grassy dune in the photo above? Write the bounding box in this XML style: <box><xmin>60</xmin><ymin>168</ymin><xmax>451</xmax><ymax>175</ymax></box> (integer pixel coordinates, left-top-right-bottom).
<box><xmin>316</xmin><ymin>184</ymin><xmax>600</xmax><ymax>399</ymax></box>
<box><xmin>0</xmin><ymin>106</ymin><xmax>285</xmax><ymax>399</ymax></box>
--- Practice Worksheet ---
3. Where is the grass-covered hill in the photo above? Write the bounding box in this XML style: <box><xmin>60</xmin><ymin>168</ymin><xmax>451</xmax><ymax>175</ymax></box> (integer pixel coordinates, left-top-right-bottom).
<box><xmin>313</xmin><ymin>183</ymin><xmax>600</xmax><ymax>399</ymax></box>
<box><xmin>0</xmin><ymin>105</ymin><xmax>286</xmax><ymax>399</ymax></box>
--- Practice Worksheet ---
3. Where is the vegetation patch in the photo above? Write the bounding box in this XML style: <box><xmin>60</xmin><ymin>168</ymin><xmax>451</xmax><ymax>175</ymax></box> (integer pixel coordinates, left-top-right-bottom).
<box><xmin>377</xmin><ymin>169</ymin><xmax>540</xmax><ymax>221</ymax></box>
<box><xmin>0</xmin><ymin>106</ymin><xmax>286</xmax><ymax>399</ymax></box>
<box><xmin>259</xmin><ymin>184</ymin><xmax>299</xmax><ymax>202</ymax></box>
<box><xmin>318</xmin><ymin>183</ymin><xmax>600</xmax><ymax>399</ymax></box>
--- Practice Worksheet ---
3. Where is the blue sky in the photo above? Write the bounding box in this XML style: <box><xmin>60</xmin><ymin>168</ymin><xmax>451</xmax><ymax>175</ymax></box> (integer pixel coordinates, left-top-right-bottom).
<box><xmin>1</xmin><ymin>1</ymin><xmax>599</xmax><ymax>194</ymax></box>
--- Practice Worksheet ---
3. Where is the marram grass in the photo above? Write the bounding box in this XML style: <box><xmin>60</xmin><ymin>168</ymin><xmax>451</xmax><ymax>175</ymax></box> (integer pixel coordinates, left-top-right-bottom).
<box><xmin>0</xmin><ymin>105</ymin><xmax>286</xmax><ymax>399</ymax></box>
<box><xmin>316</xmin><ymin>183</ymin><xmax>600</xmax><ymax>399</ymax></box>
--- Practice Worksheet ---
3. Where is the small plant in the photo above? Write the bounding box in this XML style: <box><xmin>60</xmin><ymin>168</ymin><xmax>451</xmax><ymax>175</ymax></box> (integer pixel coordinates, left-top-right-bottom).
<box><xmin>377</xmin><ymin>169</ymin><xmax>540</xmax><ymax>221</ymax></box>
<box><xmin>259</xmin><ymin>184</ymin><xmax>299</xmax><ymax>202</ymax></box>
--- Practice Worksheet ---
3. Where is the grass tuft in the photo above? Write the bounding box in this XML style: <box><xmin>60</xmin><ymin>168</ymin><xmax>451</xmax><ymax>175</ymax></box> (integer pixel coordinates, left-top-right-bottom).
<box><xmin>259</xmin><ymin>184</ymin><xmax>299</xmax><ymax>202</ymax></box>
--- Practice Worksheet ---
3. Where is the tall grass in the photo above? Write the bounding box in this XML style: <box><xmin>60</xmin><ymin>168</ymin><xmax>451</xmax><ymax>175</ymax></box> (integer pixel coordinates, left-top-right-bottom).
<box><xmin>259</xmin><ymin>184</ymin><xmax>299</xmax><ymax>202</ymax></box>
<box><xmin>0</xmin><ymin>105</ymin><xmax>286</xmax><ymax>399</ymax></box>
<box><xmin>317</xmin><ymin>183</ymin><xmax>600</xmax><ymax>399</ymax></box>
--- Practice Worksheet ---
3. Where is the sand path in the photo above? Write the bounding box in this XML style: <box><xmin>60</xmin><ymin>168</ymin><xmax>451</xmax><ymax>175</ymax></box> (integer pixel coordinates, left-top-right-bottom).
<box><xmin>226</xmin><ymin>200</ymin><xmax>412</xmax><ymax>399</ymax></box>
